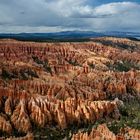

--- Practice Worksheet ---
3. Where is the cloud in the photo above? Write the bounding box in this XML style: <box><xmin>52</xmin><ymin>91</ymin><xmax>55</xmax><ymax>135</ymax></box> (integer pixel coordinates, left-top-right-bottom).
<box><xmin>88</xmin><ymin>2</ymin><xmax>140</xmax><ymax>31</ymax></box>
<box><xmin>94</xmin><ymin>2</ymin><xmax>140</xmax><ymax>18</ymax></box>
<box><xmin>63</xmin><ymin>1</ymin><xmax>140</xmax><ymax>18</ymax></box>
<box><xmin>0</xmin><ymin>0</ymin><xmax>140</xmax><ymax>32</ymax></box>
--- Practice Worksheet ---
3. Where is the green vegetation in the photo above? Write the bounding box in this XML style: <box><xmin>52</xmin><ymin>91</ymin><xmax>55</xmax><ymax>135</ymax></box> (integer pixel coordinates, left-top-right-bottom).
<box><xmin>106</xmin><ymin>61</ymin><xmax>140</xmax><ymax>72</ymax></box>
<box><xmin>44</xmin><ymin>60</ymin><xmax>52</xmax><ymax>74</ymax></box>
<box><xmin>20</xmin><ymin>68</ymin><xmax>39</xmax><ymax>80</ymax></box>
<box><xmin>115</xmin><ymin>61</ymin><xmax>139</xmax><ymax>72</ymax></box>
<box><xmin>1</xmin><ymin>67</ymin><xmax>39</xmax><ymax>80</ymax></box>
<box><xmin>32</xmin><ymin>56</ymin><xmax>52</xmax><ymax>74</ymax></box>
<box><xmin>66</xmin><ymin>59</ymin><xmax>82</xmax><ymax>67</ymax></box>
<box><xmin>88</xmin><ymin>63</ymin><xmax>95</xmax><ymax>69</ymax></box>
<box><xmin>1</xmin><ymin>68</ymin><xmax>13</xmax><ymax>80</ymax></box>
<box><xmin>32</xmin><ymin>56</ymin><xmax>43</xmax><ymax>64</ymax></box>
<box><xmin>108</xmin><ymin>98</ymin><xmax>140</xmax><ymax>134</ymax></box>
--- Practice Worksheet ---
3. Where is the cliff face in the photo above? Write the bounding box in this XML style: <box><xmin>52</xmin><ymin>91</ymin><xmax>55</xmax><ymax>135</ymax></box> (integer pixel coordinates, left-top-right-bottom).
<box><xmin>0</xmin><ymin>38</ymin><xmax>140</xmax><ymax>139</ymax></box>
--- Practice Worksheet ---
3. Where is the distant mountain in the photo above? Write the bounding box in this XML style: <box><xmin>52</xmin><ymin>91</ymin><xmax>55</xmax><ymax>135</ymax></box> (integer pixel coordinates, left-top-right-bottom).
<box><xmin>0</xmin><ymin>31</ymin><xmax>140</xmax><ymax>41</ymax></box>
<box><xmin>103</xmin><ymin>31</ymin><xmax>140</xmax><ymax>39</ymax></box>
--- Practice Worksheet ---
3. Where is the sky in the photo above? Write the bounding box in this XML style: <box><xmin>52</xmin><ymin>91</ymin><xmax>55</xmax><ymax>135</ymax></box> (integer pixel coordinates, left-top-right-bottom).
<box><xmin>0</xmin><ymin>0</ymin><xmax>140</xmax><ymax>33</ymax></box>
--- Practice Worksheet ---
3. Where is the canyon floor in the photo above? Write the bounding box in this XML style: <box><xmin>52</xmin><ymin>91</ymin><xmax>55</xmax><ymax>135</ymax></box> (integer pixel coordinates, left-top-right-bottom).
<box><xmin>0</xmin><ymin>37</ymin><xmax>140</xmax><ymax>140</ymax></box>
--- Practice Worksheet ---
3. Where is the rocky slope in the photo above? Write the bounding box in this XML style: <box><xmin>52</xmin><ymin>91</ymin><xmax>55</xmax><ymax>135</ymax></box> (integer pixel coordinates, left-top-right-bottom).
<box><xmin>72</xmin><ymin>124</ymin><xmax>140</xmax><ymax>140</ymax></box>
<box><xmin>0</xmin><ymin>38</ymin><xmax>140</xmax><ymax>139</ymax></box>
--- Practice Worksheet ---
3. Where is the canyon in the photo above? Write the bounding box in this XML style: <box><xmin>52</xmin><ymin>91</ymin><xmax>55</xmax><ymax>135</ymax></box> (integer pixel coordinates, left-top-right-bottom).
<box><xmin>0</xmin><ymin>37</ymin><xmax>140</xmax><ymax>139</ymax></box>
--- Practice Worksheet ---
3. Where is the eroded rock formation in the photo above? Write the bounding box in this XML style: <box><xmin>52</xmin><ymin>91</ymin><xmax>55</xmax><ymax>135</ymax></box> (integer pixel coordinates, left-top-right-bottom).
<box><xmin>0</xmin><ymin>38</ymin><xmax>140</xmax><ymax>139</ymax></box>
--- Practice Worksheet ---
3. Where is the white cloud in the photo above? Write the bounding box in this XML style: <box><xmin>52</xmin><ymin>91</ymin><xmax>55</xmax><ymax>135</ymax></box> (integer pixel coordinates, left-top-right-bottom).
<box><xmin>45</xmin><ymin>1</ymin><xmax>140</xmax><ymax>19</ymax></box>
<box><xmin>94</xmin><ymin>2</ymin><xmax>140</xmax><ymax>17</ymax></box>
<box><xmin>88</xmin><ymin>2</ymin><xmax>140</xmax><ymax>32</ymax></box>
